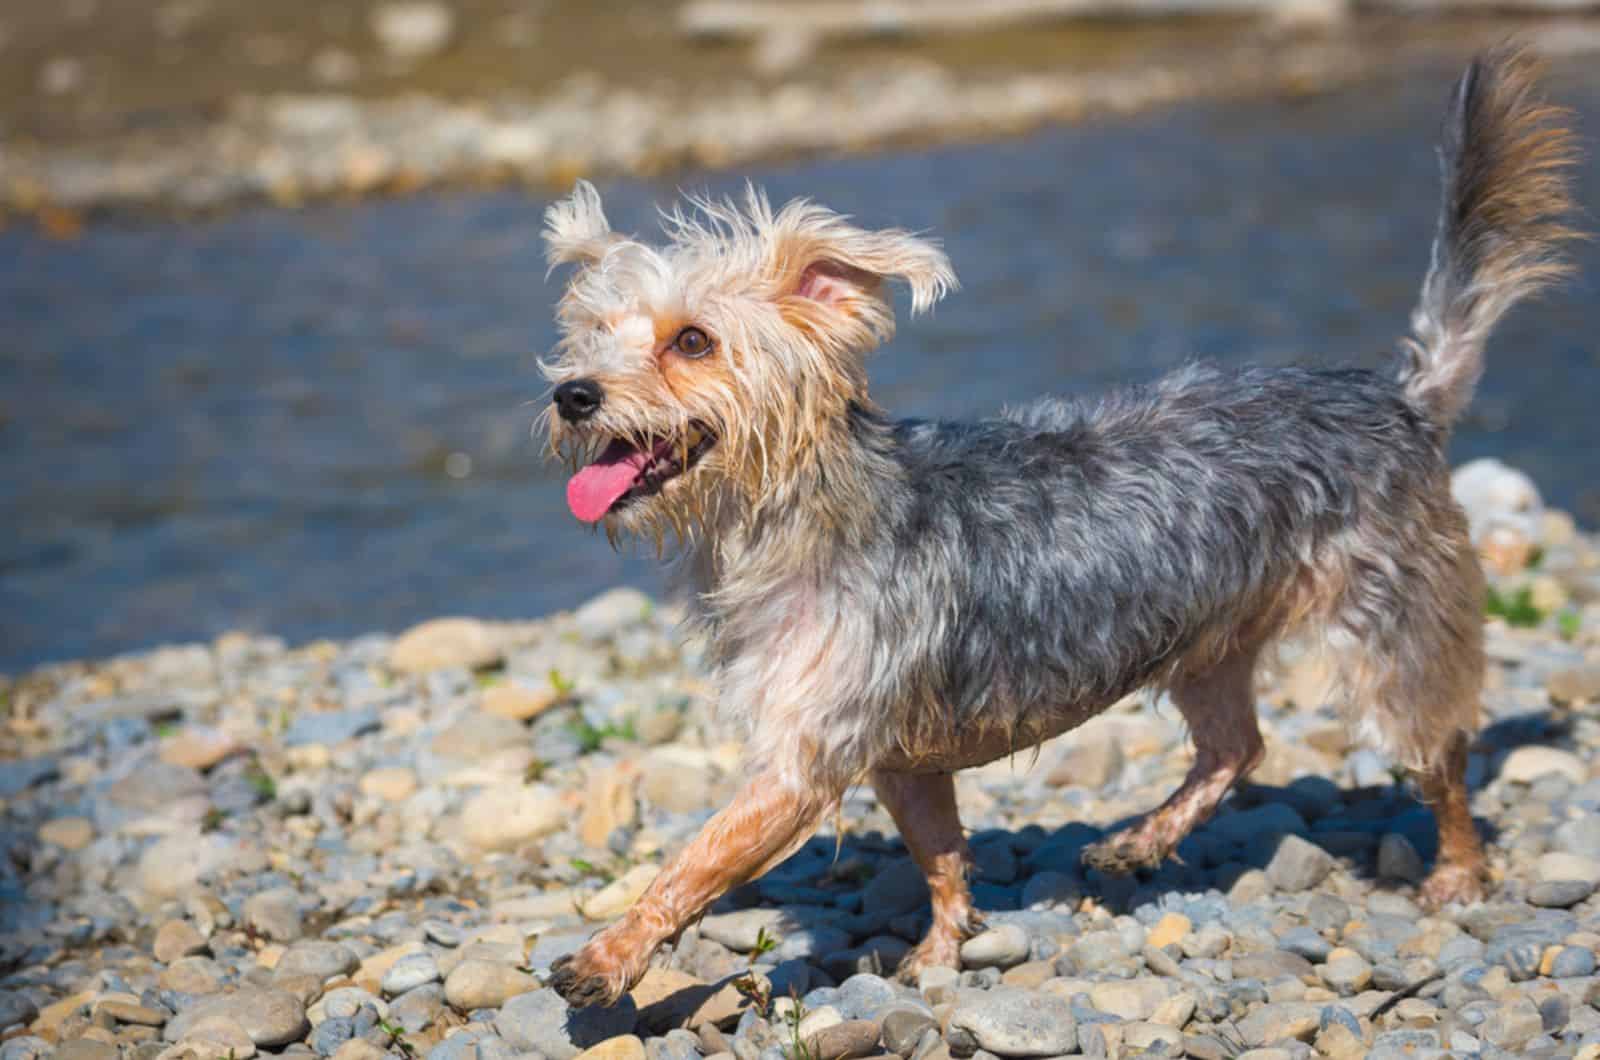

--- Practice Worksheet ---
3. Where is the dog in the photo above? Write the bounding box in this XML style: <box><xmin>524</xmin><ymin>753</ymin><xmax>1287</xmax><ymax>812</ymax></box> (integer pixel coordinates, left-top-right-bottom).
<box><xmin>539</xmin><ymin>46</ymin><xmax>1580</xmax><ymax>1008</ymax></box>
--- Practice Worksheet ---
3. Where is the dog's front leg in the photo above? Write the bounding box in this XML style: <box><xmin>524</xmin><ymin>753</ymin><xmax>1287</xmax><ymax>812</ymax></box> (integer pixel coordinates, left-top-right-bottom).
<box><xmin>550</xmin><ymin>772</ymin><xmax>838</xmax><ymax>1008</ymax></box>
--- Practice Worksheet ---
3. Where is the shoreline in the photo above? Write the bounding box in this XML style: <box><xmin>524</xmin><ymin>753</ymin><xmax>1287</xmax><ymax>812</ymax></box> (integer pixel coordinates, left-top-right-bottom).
<box><xmin>3</xmin><ymin>16</ymin><xmax>1599</xmax><ymax>221</ymax></box>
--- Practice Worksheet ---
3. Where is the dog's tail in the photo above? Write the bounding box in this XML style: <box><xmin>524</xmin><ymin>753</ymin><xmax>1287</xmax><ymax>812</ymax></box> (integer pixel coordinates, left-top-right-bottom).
<box><xmin>1400</xmin><ymin>45</ymin><xmax>1581</xmax><ymax>430</ymax></box>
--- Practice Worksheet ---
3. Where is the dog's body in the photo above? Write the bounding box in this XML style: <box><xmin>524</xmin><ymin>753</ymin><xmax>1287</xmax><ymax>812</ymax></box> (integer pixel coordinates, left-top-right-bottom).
<box><xmin>541</xmin><ymin>48</ymin><xmax>1580</xmax><ymax>1007</ymax></box>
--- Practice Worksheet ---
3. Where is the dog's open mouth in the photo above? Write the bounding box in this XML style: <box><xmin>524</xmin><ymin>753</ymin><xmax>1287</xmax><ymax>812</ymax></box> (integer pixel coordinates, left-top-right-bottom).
<box><xmin>565</xmin><ymin>424</ymin><xmax>717</xmax><ymax>523</ymax></box>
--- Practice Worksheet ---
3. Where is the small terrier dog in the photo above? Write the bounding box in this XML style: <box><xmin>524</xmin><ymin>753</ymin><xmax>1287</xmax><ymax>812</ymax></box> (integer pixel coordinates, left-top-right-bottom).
<box><xmin>541</xmin><ymin>48</ymin><xmax>1579</xmax><ymax>1007</ymax></box>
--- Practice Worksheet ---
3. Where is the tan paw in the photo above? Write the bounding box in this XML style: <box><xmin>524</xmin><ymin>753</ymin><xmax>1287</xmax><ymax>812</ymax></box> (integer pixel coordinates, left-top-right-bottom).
<box><xmin>893</xmin><ymin>933</ymin><xmax>964</xmax><ymax>985</ymax></box>
<box><xmin>1080</xmin><ymin>833</ymin><xmax>1169</xmax><ymax>876</ymax></box>
<box><xmin>548</xmin><ymin>939</ymin><xmax>644</xmax><ymax>1009</ymax></box>
<box><xmin>1419</xmin><ymin>863</ymin><xmax>1487</xmax><ymax>910</ymax></box>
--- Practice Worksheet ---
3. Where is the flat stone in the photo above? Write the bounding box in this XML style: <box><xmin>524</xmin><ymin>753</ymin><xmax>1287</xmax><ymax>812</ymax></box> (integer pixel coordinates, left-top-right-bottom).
<box><xmin>39</xmin><ymin>816</ymin><xmax>95</xmax><ymax>851</ymax></box>
<box><xmin>382</xmin><ymin>952</ymin><xmax>442</xmax><ymax>996</ymax></box>
<box><xmin>177</xmin><ymin>1014</ymin><xmax>258</xmax><ymax>1059</ymax></box>
<box><xmin>1528</xmin><ymin>879</ymin><xmax>1595</xmax><ymax>908</ymax></box>
<box><xmin>243</xmin><ymin>887</ymin><xmax>304</xmax><ymax>942</ymax></box>
<box><xmin>1236</xmin><ymin>1002</ymin><xmax>1320</xmax><ymax>1047</ymax></box>
<box><xmin>1089</xmin><ymin>979</ymin><xmax>1172</xmax><ymax>1021</ymax></box>
<box><xmin>164</xmin><ymin>989</ymin><xmax>309</xmax><ymax>1048</ymax></box>
<box><xmin>1499</xmin><ymin>746</ymin><xmax>1587</xmax><ymax>785</ymax></box>
<box><xmin>1535</xmin><ymin>852</ymin><xmax>1600</xmax><ymax>886</ymax></box>
<box><xmin>881</xmin><ymin>1008</ymin><xmax>936</xmax><ymax>1056</ymax></box>
<box><xmin>96</xmin><ymin>999</ymin><xmax>167</xmax><ymax>1026</ymax></box>
<box><xmin>53</xmin><ymin>1041</ymin><xmax>118</xmax><ymax>1060</ymax></box>
<box><xmin>1265</xmin><ymin>835</ymin><xmax>1335</xmax><ymax>892</ymax></box>
<box><xmin>959</xmin><ymin>923</ymin><xmax>1030</xmax><ymax>970</ymax></box>
<box><xmin>573</xmin><ymin>1036</ymin><xmax>646</xmax><ymax>1060</ymax></box>
<box><xmin>946</xmin><ymin>988</ymin><xmax>1077</xmax><ymax>1057</ymax></box>
<box><xmin>1145</xmin><ymin>912</ymin><xmax>1191</xmax><ymax>950</ymax></box>
<box><xmin>1547</xmin><ymin>664</ymin><xmax>1600</xmax><ymax>704</ymax></box>
<box><xmin>1480</xmin><ymin>996</ymin><xmax>1543</xmax><ymax>1051</ymax></box>
<box><xmin>580</xmin><ymin>864</ymin><xmax>660</xmax><ymax>920</ymax></box>
<box><xmin>359</xmin><ymin>766</ymin><xmax>419</xmax><ymax>802</ymax></box>
<box><xmin>805</xmin><ymin>1020</ymin><xmax>881</xmax><ymax>1060</ymax></box>
<box><xmin>160</xmin><ymin>727</ymin><xmax>245</xmax><ymax>771</ymax></box>
<box><xmin>460</xmin><ymin>784</ymin><xmax>565</xmax><ymax>850</ymax></box>
<box><xmin>573</xmin><ymin>588</ymin><xmax>654</xmax><ymax>640</ymax></box>
<box><xmin>1376</xmin><ymin>833</ymin><xmax>1426</xmax><ymax>884</ymax></box>
<box><xmin>390</xmin><ymin>617</ymin><xmax>502</xmax><ymax>673</ymax></box>
<box><xmin>274</xmin><ymin>940</ymin><xmax>359</xmax><ymax>982</ymax></box>
<box><xmin>495</xmin><ymin>989</ymin><xmax>637</xmax><ymax>1060</ymax></box>
<box><xmin>151</xmin><ymin>919</ymin><xmax>208</xmax><ymax>963</ymax></box>
<box><xmin>483</xmin><ymin>680</ymin><xmax>563</xmax><ymax>721</ymax></box>
<box><xmin>443</xmin><ymin>960</ymin><xmax>538</xmax><ymax>1011</ymax></box>
<box><xmin>282</xmin><ymin>706</ymin><xmax>381</xmax><ymax>748</ymax></box>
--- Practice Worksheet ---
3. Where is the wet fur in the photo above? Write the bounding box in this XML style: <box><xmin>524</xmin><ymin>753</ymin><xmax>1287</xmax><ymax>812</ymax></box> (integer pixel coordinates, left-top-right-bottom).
<box><xmin>543</xmin><ymin>47</ymin><xmax>1580</xmax><ymax>1007</ymax></box>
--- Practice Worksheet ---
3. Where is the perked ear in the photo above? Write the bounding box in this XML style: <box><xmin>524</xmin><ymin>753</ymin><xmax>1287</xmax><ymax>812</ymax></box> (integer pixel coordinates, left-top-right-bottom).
<box><xmin>543</xmin><ymin>180</ymin><xmax>621</xmax><ymax>269</ymax></box>
<box><xmin>770</xmin><ymin>197</ymin><xmax>958</xmax><ymax>322</ymax></box>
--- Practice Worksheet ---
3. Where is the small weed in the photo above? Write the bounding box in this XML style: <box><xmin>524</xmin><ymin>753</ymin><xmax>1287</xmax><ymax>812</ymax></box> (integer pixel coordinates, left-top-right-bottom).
<box><xmin>378</xmin><ymin>1018</ymin><xmax>418</xmax><ymax>1059</ymax></box>
<box><xmin>751</xmin><ymin>925</ymin><xmax>780</xmax><ymax>960</ymax></box>
<box><xmin>1525</xmin><ymin>545</ymin><xmax>1545</xmax><ymax>570</ymax></box>
<box><xmin>548</xmin><ymin>669</ymin><xmax>576</xmax><ymax>696</ymax></box>
<box><xmin>202</xmin><ymin>807</ymin><xmax>226</xmax><ymax>833</ymax></box>
<box><xmin>782</xmin><ymin>991</ymin><xmax>817</xmax><ymax>1060</ymax></box>
<box><xmin>475</xmin><ymin>671</ymin><xmax>503</xmax><ymax>689</ymax></box>
<box><xmin>1557</xmin><ymin>609</ymin><xmax>1582</xmax><ymax>641</ymax></box>
<box><xmin>523</xmin><ymin>758</ymin><xmax>548</xmax><ymax>784</ymax></box>
<box><xmin>733</xmin><ymin>973</ymin><xmax>773</xmax><ymax>1019</ymax></box>
<box><xmin>1485</xmin><ymin>585</ymin><xmax>1544</xmax><ymax>628</ymax></box>
<box><xmin>570</xmin><ymin>857</ymin><xmax>615</xmax><ymax>883</ymax></box>
<box><xmin>154</xmin><ymin>719</ymin><xmax>181</xmax><ymax>739</ymax></box>
<box><xmin>567</xmin><ymin>713</ymin><xmax>638</xmax><ymax>754</ymax></box>
<box><xmin>246</xmin><ymin>765</ymin><xmax>277</xmax><ymax>801</ymax></box>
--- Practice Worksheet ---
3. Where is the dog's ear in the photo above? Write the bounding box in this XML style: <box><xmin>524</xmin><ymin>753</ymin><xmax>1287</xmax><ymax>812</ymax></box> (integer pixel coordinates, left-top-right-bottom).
<box><xmin>766</xmin><ymin>195</ymin><xmax>957</xmax><ymax>331</ymax></box>
<box><xmin>544</xmin><ymin>180</ymin><xmax>621</xmax><ymax>268</ymax></box>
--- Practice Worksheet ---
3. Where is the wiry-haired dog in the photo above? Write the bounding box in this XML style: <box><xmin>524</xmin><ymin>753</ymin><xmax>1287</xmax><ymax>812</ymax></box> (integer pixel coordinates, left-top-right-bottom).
<box><xmin>541</xmin><ymin>47</ymin><xmax>1581</xmax><ymax>1007</ymax></box>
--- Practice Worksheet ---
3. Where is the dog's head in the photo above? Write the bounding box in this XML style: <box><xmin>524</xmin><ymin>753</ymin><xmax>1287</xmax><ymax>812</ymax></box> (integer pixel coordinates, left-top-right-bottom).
<box><xmin>540</xmin><ymin>181</ymin><xmax>955</xmax><ymax>541</ymax></box>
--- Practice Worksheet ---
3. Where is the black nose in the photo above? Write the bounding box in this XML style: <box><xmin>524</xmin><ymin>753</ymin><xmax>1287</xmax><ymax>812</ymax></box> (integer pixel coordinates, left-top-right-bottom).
<box><xmin>553</xmin><ymin>379</ymin><xmax>604</xmax><ymax>423</ymax></box>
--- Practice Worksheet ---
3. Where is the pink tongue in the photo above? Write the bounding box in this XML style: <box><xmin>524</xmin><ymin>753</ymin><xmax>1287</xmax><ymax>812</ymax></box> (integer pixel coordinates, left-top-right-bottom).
<box><xmin>567</xmin><ymin>440</ymin><xmax>651</xmax><ymax>523</ymax></box>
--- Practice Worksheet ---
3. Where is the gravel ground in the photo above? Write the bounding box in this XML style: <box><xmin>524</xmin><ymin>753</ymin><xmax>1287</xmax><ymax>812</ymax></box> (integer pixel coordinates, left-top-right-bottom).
<box><xmin>2</xmin><ymin>457</ymin><xmax>1599</xmax><ymax>1060</ymax></box>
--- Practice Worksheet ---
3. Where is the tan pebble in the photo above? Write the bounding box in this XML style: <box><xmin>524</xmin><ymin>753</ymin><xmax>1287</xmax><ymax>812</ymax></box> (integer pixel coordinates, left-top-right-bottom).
<box><xmin>331</xmin><ymin>1040</ymin><xmax>388</xmax><ymax>1060</ymax></box>
<box><xmin>631</xmin><ymin>968</ymin><xmax>710</xmax><ymax>1035</ymax></box>
<box><xmin>160</xmin><ymin>727</ymin><xmax>244</xmax><ymax>771</ymax></box>
<box><xmin>153</xmin><ymin>919</ymin><xmax>209</xmax><ymax>963</ymax></box>
<box><xmin>999</xmin><ymin>960</ymin><xmax>1055</xmax><ymax>989</ymax></box>
<box><xmin>389</xmin><ymin>617</ymin><xmax>502</xmax><ymax>674</ymax></box>
<box><xmin>580</xmin><ymin>864</ymin><xmax>660</xmax><ymax>920</ymax></box>
<box><xmin>805</xmin><ymin>1020</ymin><xmax>880</xmax><ymax>1060</ymax></box>
<box><xmin>94</xmin><ymin>999</ymin><xmax>167</xmax><ymax>1026</ymax></box>
<box><xmin>580</xmin><ymin>762</ymin><xmax>640</xmax><ymax>848</ymax></box>
<box><xmin>482</xmin><ymin>681</ymin><xmax>562</xmax><ymax>721</ymax></box>
<box><xmin>1530</xmin><ymin>575</ymin><xmax>1568</xmax><ymax>614</ymax></box>
<box><xmin>359</xmin><ymin>766</ymin><xmax>419</xmax><ymax>802</ymax></box>
<box><xmin>572</xmin><ymin>1035</ymin><xmax>647</xmax><ymax>1060</ymax></box>
<box><xmin>36</xmin><ymin>990</ymin><xmax>98</xmax><ymax>1033</ymax></box>
<box><xmin>39</xmin><ymin>816</ymin><xmax>95</xmax><ymax>851</ymax></box>
<box><xmin>1146</xmin><ymin>912</ymin><xmax>1191</xmax><ymax>950</ymax></box>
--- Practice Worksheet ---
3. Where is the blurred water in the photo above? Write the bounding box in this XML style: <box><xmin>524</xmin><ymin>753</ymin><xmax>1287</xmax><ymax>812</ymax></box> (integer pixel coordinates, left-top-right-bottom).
<box><xmin>3</xmin><ymin>59</ymin><xmax>1597</xmax><ymax>671</ymax></box>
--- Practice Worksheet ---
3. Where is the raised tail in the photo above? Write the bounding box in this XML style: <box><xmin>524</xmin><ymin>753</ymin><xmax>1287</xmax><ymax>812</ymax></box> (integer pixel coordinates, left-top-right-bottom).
<box><xmin>1401</xmin><ymin>45</ymin><xmax>1582</xmax><ymax>430</ymax></box>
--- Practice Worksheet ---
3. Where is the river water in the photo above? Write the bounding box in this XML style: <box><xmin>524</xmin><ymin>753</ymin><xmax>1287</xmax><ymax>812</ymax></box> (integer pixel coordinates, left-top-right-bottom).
<box><xmin>3</xmin><ymin>58</ymin><xmax>1596</xmax><ymax>671</ymax></box>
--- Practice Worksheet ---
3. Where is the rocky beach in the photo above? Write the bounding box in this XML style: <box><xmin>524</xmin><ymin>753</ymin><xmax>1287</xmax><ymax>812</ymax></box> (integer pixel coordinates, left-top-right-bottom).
<box><xmin>2</xmin><ymin>457</ymin><xmax>1598</xmax><ymax>1060</ymax></box>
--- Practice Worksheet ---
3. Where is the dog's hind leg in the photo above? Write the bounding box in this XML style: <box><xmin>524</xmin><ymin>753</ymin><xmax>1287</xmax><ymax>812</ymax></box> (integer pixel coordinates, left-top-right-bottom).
<box><xmin>1082</xmin><ymin>645</ymin><xmax>1264</xmax><ymax>875</ymax></box>
<box><xmin>872</xmin><ymin>770</ymin><xmax>981</xmax><ymax>981</ymax></box>
<box><xmin>1327</xmin><ymin>523</ymin><xmax>1488</xmax><ymax>908</ymax></box>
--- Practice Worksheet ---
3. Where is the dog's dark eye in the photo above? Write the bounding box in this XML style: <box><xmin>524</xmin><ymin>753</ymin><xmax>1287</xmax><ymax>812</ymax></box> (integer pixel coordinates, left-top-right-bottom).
<box><xmin>672</xmin><ymin>326</ymin><xmax>712</xmax><ymax>359</ymax></box>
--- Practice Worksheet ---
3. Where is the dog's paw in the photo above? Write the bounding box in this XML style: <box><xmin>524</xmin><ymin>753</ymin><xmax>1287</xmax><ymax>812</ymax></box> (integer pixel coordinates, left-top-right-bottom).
<box><xmin>1418</xmin><ymin>863</ymin><xmax>1487</xmax><ymax>911</ymax></box>
<box><xmin>893</xmin><ymin>934</ymin><xmax>964</xmax><ymax>985</ymax></box>
<box><xmin>548</xmin><ymin>952</ymin><xmax>625</xmax><ymax>1009</ymax></box>
<box><xmin>1080</xmin><ymin>835</ymin><xmax>1167</xmax><ymax>876</ymax></box>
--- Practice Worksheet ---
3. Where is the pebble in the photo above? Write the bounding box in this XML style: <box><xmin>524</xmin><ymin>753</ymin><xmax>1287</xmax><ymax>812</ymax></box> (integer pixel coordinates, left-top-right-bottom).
<box><xmin>805</xmin><ymin>1020</ymin><xmax>881</xmax><ymax>1060</ymax></box>
<box><xmin>389</xmin><ymin>617</ymin><xmax>500</xmax><ymax>672</ymax></box>
<box><xmin>496</xmin><ymin>989</ymin><xmax>637</xmax><ymax>1060</ymax></box>
<box><xmin>153</xmin><ymin>919</ymin><xmax>209</xmax><ymax>963</ymax></box>
<box><xmin>1265</xmin><ymin>835</ymin><xmax>1335</xmax><ymax>892</ymax></box>
<box><xmin>244</xmin><ymin>887</ymin><xmax>305</xmax><ymax>941</ymax></box>
<box><xmin>460</xmin><ymin>783</ymin><xmax>566</xmax><ymax>850</ymax></box>
<box><xmin>38</xmin><ymin>815</ymin><xmax>95</xmax><ymax>851</ymax></box>
<box><xmin>443</xmin><ymin>961</ymin><xmax>538</xmax><ymax>1011</ymax></box>
<box><xmin>946</xmin><ymin>989</ymin><xmax>1078</xmax><ymax>1057</ymax></box>
<box><xmin>1500</xmin><ymin>746</ymin><xmax>1588</xmax><ymax>786</ymax></box>
<box><xmin>164</xmin><ymin>989</ymin><xmax>310</xmax><ymax>1048</ymax></box>
<box><xmin>959</xmin><ymin>923</ymin><xmax>1030</xmax><ymax>969</ymax></box>
<box><xmin>381</xmin><ymin>952</ymin><xmax>441</xmax><ymax>995</ymax></box>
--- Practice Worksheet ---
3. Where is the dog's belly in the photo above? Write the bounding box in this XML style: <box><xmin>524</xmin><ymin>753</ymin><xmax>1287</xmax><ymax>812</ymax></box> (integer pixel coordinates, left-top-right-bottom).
<box><xmin>875</xmin><ymin>695</ymin><xmax>1116</xmax><ymax>774</ymax></box>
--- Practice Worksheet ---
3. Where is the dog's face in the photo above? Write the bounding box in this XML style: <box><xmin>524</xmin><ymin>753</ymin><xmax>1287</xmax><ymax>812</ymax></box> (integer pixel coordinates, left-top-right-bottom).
<box><xmin>541</xmin><ymin>182</ymin><xmax>955</xmax><ymax>541</ymax></box>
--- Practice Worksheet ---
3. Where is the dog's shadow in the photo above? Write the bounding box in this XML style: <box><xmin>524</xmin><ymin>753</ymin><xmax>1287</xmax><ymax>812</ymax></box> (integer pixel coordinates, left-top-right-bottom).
<box><xmin>709</xmin><ymin>709</ymin><xmax>1575</xmax><ymax>944</ymax></box>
